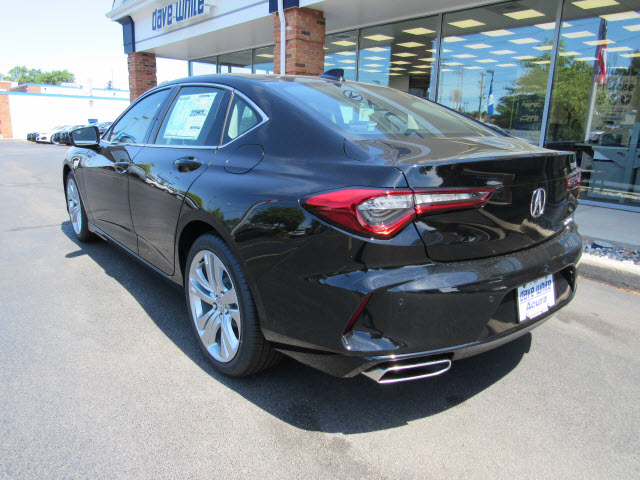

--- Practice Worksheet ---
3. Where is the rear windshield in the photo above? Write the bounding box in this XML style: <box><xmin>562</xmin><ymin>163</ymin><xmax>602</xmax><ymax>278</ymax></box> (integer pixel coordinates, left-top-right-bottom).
<box><xmin>269</xmin><ymin>79</ymin><xmax>495</xmax><ymax>140</ymax></box>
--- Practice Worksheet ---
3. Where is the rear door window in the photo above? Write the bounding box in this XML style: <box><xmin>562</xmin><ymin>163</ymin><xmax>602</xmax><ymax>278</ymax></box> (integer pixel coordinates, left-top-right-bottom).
<box><xmin>155</xmin><ymin>86</ymin><xmax>225</xmax><ymax>146</ymax></box>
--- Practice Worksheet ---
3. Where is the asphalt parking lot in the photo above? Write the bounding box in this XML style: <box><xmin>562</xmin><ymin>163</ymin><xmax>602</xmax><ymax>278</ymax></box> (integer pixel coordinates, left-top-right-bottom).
<box><xmin>1</xmin><ymin>141</ymin><xmax>639</xmax><ymax>479</ymax></box>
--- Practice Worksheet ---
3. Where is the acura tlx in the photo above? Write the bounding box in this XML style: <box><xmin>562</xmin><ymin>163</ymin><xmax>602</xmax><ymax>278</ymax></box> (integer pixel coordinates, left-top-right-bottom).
<box><xmin>62</xmin><ymin>74</ymin><xmax>582</xmax><ymax>384</ymax></box>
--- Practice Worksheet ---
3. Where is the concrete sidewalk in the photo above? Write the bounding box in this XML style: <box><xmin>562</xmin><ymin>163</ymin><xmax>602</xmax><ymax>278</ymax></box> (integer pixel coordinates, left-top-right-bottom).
<box><xmin>575</xmin><ymin>203</ymin><xmax>640</xmax><ymax>292</ymax></box>
<box><xmin>575</xmin><ymin>204</ymin><xmax>640</xmax><ymax>250</ymax></box>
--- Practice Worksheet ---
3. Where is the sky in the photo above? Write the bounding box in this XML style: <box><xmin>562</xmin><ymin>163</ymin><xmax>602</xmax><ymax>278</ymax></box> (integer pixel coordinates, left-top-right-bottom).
<box><xmin>0</xmin><ymin>0</ymin><xmax>187</xmax><ymax>90</ymax></box>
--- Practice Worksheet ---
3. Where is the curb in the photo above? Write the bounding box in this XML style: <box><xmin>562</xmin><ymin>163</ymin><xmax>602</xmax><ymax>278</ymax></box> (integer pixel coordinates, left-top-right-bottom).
<box><xmin>579</xmin><ymin>254</ymin><xmax>640</xmax><ymax>293</ymax></box>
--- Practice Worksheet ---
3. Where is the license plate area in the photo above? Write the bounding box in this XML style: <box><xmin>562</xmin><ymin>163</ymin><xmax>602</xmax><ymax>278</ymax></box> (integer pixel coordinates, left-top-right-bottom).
<box><xmin>517</xmin><ymin>274</ymin><xmax>556</xmax><ymax>323</ymax></box>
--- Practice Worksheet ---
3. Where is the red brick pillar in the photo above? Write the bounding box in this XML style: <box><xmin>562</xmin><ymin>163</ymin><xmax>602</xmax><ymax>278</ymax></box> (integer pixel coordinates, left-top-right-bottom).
<box><xmin>127</xmin><ymin>52</ymin><xmax>157</xmax><ymax>102</ymax></box>
<box><xmin>0</xmin><ymin>94</ymin><xmax>13</xmax><ymax>139</ymax></box>
<box><xmin>273</xmin><ymin>8</ymin><xmax>325</xmax><ymax>76</ymax></box>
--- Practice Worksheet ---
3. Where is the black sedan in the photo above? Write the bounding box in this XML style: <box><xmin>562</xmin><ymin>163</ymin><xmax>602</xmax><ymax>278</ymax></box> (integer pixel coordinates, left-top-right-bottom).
<box><xmin>62</xmin><ymin>74</ymin><xmax>582</xmax><ymax>383</ymax></box>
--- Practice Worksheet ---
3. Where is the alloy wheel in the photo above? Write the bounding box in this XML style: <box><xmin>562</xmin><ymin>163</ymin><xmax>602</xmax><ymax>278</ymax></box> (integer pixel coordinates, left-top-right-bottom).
<box><xmin>66</xmin><ymin>178</ymin><xmax>82</xmax><ymax>235</ymax></box>
<box><xmin>188</xmin><ymin>250</ymin><xmax>241</xmax><ymax>363</ymax></box>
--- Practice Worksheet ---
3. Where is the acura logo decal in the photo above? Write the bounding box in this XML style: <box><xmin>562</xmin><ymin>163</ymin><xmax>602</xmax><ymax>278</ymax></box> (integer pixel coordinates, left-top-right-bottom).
<box><xmin>343</xmin><ymin>90</ymin><xmax>363</xmax><ymax>102</ymax></box>
<box><xmin>530</xmin><ymin>188</ymin><xmax>546</xmax><ymax>218</ymax></box>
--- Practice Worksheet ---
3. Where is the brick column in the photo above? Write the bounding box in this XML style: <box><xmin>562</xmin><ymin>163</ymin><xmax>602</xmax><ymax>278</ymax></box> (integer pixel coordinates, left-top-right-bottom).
<box><xmin>0</xmin><ymin>94</ymin><xmax>13</xmax><ymax>139</ymax></box>
<box><xmin>273</xmin><ymin>8</ymin><xmax>325</xmax><ymax>76</ymax></box>
<box><xmin>127</xmin><ymin>52</ymin><xmax>157</xmax><ymax>102</ymax></box>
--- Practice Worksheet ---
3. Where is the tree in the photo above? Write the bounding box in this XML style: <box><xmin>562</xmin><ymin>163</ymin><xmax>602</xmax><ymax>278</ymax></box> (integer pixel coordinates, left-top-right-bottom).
<box><xmin>1</xmin><ymin>66</ymin><xmax>75</xmax><ymax>85</ymax></box>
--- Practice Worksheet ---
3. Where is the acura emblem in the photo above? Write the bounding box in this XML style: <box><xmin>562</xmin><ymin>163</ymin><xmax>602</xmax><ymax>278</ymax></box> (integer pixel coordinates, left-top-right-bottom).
<box><xmin>530</xmin><ymin>188</ymin><xmax>546</xmax><ymax>218</ymax></box>
<box><xmin>343</xmin><ymin>90</ymin><xmax>363</xmax><ymax>102</ymax></box>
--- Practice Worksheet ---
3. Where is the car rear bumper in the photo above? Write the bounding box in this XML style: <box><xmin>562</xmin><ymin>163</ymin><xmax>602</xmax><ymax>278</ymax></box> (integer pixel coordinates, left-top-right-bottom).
<box><xmin>270</xmin><ymin>221</ymin><xmax>582</xmax><ymax>378</ymax></box>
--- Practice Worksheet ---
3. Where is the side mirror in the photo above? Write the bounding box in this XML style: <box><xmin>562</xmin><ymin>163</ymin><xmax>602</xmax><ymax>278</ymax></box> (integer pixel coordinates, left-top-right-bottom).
<box><xmin>70</xmin><ymin>126</ymin><xmax>100</xmax><ymax>147</ymax></box>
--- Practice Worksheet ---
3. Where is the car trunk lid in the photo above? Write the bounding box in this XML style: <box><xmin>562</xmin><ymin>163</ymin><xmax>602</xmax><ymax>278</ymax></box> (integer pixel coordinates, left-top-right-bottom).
<box><xmin>348</xmin><ymin>135</ymin><xmax>578</xmax><ymax>261</ymax></box>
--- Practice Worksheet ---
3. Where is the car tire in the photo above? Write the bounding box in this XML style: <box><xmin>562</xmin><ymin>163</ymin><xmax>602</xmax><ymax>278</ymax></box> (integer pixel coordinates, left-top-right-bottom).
<box><xmin>185</xmin><ymin>234</ymin><xmax>280</xmax><ymax>377</ymax></box>
<box><xmin>65</xmin><ymin>173</ymin><xmax>93</xmax><ymax>242</ymax></box>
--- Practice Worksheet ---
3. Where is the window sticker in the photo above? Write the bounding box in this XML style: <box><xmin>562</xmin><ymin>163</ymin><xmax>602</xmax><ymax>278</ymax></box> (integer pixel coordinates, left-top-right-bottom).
<box><xmin>164</xmin><ymin>93</ymin><xmax>217</xmax><ymax>140</ymax></box>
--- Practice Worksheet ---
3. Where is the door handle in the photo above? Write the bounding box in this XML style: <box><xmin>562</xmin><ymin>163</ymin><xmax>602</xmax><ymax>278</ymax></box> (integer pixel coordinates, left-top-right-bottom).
<box><xmin>114</xmin><ymin>161</ymin><xmax>130</xmax><ymax>173</ymax></box>
<box><xmin>174</xmin><ymin>157</ymin><xmax>202</xmax><ymax>172</ymax></box>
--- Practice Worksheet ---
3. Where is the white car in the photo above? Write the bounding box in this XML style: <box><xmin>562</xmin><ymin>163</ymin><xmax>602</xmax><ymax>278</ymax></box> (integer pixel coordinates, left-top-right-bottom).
<box><xmin>36</xmin><ymin>125</ymin><xmax>69</xmax><ymax>143</ymax></box>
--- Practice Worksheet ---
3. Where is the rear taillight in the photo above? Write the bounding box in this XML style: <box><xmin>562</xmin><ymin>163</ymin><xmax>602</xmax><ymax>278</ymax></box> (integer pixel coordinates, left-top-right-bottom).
<box><xmin>302</xmin><ymin>187</ymin><xmax>493</xmax><ymax>239</ymax></box>
<box><xmin>565</xmin><ymin>170</ymin><xmax>581</xmax><ymax>197</ymax></box>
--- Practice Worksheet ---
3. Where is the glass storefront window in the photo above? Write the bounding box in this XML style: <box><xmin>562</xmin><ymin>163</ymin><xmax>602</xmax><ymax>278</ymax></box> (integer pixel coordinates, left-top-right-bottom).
<box><xmin>324</xmin><ymin>31</ymin><xmax>358</xmax><ymax>80</ymax></box>
<box><xmin>358</xmin><ymin>17</ymin><xmax>439</xmax><ymax>98</ymax></box>
<box><xmin>191</xmin><ymin>56</ymin><xmax>217</xmax><ymax>76</ymax></box>
<box><xmin>439</xmin><ymin>0</ymin><xmax>560</xmax><ymax>145</ymax></box>
<box><xmin>253</xmin><ymin>46</ymin><xmax>274</xmax><ymax>74</ymax></box>
<box><xmin>218</xmin><ymin>50</ymin><xmax>252</xmax><ymax>73</ymax></box>
<box><xmin>547</xmin><ymin>0</ymin><xmax>640</xmax><ymax>208</ymax></box>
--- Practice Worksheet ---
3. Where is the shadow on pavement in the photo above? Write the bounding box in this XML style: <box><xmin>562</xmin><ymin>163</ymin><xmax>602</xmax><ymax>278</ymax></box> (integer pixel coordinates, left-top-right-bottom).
<box><xmin>61</xmin><ymin>221</ymin><xmax>532</xmax><ymax>434</ymax></box>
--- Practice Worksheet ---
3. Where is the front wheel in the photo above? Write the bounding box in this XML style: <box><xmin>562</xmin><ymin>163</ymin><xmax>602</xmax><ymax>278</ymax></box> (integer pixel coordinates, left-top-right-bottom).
<box><xmin>65</xmin><ymin>173</ymin><xmax>92</xmax><ymax>242</ymax></box>
<box><xmin>185</xmin><ymin>234</ymin><xmax>280</xmax><ymax>376</ymax></box>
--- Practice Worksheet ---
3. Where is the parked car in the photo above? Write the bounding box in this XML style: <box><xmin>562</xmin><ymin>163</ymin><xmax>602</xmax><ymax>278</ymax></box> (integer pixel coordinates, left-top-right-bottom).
<box><xmin>63</xmin><ymin>75</ymin><xmax>582</xmax><ymax>384</ymax></box>
<box><xmin>57</xmin><ymin>125</ymin><xmax>87</xmax><ymax>146</ymax></box>
<box><xmin>96</xmin><ymin>121</ymin><xmax>113</xmax><ymax>135</ymax></box>
<box><xmin>37</xmin><ymin>125</ymin><xmax>69</xmax><ymax>143</ymax></box>
<box><xmin>27</xmin><ymin>132</ymin><xmax>38</xmax><ymax>142</ymax></box>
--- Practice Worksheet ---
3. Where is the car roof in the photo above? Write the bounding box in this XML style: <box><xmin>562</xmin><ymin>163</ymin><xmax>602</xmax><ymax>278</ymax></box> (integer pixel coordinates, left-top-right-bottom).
<box><xmin>158</xmin><ymin>73</ymin><xmax>339</xmax><ymax>90</ymax></box>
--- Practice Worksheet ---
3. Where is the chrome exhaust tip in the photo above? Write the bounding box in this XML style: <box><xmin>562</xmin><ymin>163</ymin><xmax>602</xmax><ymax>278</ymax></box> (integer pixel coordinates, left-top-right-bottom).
<box><xmin>362</xmin><ymin>358</ymin><xmax>452</xmax><ymax>384</ymax></box>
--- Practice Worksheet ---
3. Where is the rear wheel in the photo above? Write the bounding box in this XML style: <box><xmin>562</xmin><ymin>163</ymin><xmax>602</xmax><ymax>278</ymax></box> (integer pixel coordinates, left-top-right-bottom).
<box><xmin>65</xmin><ymin>173</ymin><xmax>93</xmax><ymax>242</ymax></box>
<box><xmin>185</xmin><ymin>234</ymin><xmax>279</xmax><ymax>376</ymax></box>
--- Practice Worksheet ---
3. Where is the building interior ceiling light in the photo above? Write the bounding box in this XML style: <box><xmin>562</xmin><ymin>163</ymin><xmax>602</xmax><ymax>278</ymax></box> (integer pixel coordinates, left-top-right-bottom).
<box><xmin>584</xmin><ymin>39</ymin><xmax>615</xmax><ymax>46</ymax></box>
<box><xmin>403</xmin><ymin>27</ymin><xmax>435</xmax><ymax>35</ymax></box>
<box><xmin>453</xmin><ymin>54</ymin><xmax>476</xmax><ymax>58</ymax></box>
<box><xmin>364</xmin><ymin>34</ymin><xmax>394</xmax><ymax>41</ymax></box>
<box><xmin>449</xmin><ymin>19</ymin><xmax>486</xmax><ymax>28</ymax></box>
<box><xmin>491</xmin><ymin>50</ymin><xmax>516</xmax><ymax>54</ymax></box>
<box><xmin>509</xmin><ymin>38</ymin><xmax>539</xmax><ymax>44</ymax></box>
<box><xmin>397</xmin><ymin>42</ymin><xmax>425</xmax><ymax>48</ymax></box>
<box><xmin>481</xmin><ymin>29</ymin><xmax>514</xmax><ymax>36</ymax></box>
<box><xmin>572</xmin><ymin>0</ymin><xmax>619</xmax><ymax>9</ymax></box>
<box><xmin>443</xmin><ymin>36</ymin><xmax>465</xmax><ymax>42</ymax></box>
<box><xmin>562</xmin><ymin>30</ymin><xmax>596</xmax><ymax>38</ymax></box>
<box><xmin>536</xmin><ymin>22</ymin><xmax>572</xmax><ymax>29</ymax></box>
<box><xmin>600</xmin><ymin>11</ymin><xmax>640</xmax><ymax>21</ymax></box>
<box><xmin>623</xmin><ymin>23</ymin><xmax>640</xmax><ymax>31</ymax></box>
<box><xmin>504</xmin><ymin>9</ymin><xmax>546</xmax><ymax>20</ymax></box>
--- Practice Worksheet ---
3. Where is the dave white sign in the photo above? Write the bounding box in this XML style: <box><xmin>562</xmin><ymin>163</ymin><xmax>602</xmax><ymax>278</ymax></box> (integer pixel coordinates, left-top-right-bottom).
<box><xmin>152</xmin><ymin>0</ymin><xmax>209</xmax><ymax>31</ymax></box>
<box><xmin>517</xmin><ymin>275</ymin><xmax>556</xmax><ymax>322</ymax></box>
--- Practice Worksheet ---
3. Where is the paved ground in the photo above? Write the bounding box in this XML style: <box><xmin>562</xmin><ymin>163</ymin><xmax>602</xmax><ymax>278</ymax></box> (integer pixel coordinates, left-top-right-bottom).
<box><xmin>1</xmin><ymin>141</ymin><xmax>639</xmax><ymax>479</ymax></box>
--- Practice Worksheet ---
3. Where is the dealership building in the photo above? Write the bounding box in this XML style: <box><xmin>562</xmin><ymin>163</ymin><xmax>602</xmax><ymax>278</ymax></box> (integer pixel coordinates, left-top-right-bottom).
<box><xmin>104</xmin><ymin>0</ymin><xmax>640</xmax><ymax>211</ymax></box>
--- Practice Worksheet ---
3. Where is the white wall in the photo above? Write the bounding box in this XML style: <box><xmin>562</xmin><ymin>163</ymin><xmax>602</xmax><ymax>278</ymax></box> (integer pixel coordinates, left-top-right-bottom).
<box><xmin>7</xmin><ymin>94</ymin><xmax>130</xmax><ymax>139</ymax></box>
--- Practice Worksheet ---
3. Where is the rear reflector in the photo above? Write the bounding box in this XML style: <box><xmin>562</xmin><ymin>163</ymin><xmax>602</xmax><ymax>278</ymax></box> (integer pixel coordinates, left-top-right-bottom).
<box><xmin>302</xmin><ymin>187</ymin><xmax>494</xmax><ymax>239</ymax></box>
